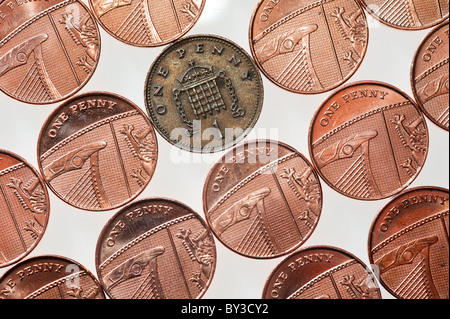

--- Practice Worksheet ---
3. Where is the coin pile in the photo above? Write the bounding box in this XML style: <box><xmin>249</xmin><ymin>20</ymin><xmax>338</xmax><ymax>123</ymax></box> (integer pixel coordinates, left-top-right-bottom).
<box><xmin>0</xmin><ymin>0</ymin><xmax>448</xmax><ymax>300</ymax></box>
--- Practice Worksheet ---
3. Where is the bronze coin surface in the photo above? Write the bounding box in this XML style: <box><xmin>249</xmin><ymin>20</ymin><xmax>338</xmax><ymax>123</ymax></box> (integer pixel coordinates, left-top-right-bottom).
<box><xmin>248</xmin><ymin>0</ymin><xmax>369</xmax><ymax>94</ymax></box>
<box><xmin>95</xmin><ymin>198</ymin><xmax>216</xmax><ymax>299</ymax></box>
<box><xmin>358</xmin><ymin>0</ymin><xmax>449</xmax><ymax>30</ymax></box>
<box><xmin>368</xmin><ymin>186</ymin><xmax>449</xmax><ymax>299</ymax></box>
<box><xmin>411</xmin><ymin>22</ymin><xmax>449</xmax><ymax>131</ymax></box>
<box><xmin>0</xmin><ymin>150</ymin><xmax>50</xmax><ymax>268</ymax></box>
<box><xmin>203</xmin><ymin>140</ymin><xmax>323</xmax><ymax>259</ymax></box>
<box><xmin>0</xmin><ymin>255</ymin><xmax>105</xmax><ymax>299</ymax></box>
<box><xmin>88</xmin><ymin>0</ymin><xmax>205</xmax><ymax>47</ymax></box>
<box><xmin>262</xmin><ymin>245</ymin><xmax>382</xmax><ymax>299</ymax></box>
<box><xmin>144</xmin><ymin>34</ymin><xmax>264</xmax><ymax>153</ymax></box>
<box><xmin>308</xmin><ymin>81</ymin><xmax>429</xmax><ymax>201</ymax></box>
<box><xmin>0</xmin><ymin>0</ymin><xmax>101</xmax><ymax>104</ymax></box>
<box><xmin>37</xmin><ymin>92</ymin><xmax>158</xmax><ymax>211</ymax></box>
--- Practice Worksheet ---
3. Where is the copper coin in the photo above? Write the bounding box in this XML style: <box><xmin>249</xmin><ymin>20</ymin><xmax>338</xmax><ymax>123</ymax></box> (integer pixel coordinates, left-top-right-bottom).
<box><xmin>0</xmin><ymin>255</ymin><xmax>105</xmax><ymax>299</ymax></box>
<box><xmin>145</xmin><ymin>34</ymin><xmax>264</xmax><ymax>153</ymax></box>
<box><xmin>249</xmin><ymin>0</ymin><xmax>369</xmax><ymax>94</ymax></box>
<box><xmin>308</xmin><ymin>81</ymin><xmax>429</xmax><ymax>201</ymax></box>
<box><xmin>88</xmin><ymin>0</ymin><xmax>205</xmax><ymax>47</ymax></box>
<box><xmin>411</xmin><ymin>22</ymin><xmax>449</xmax><ymax>131</ymax></box>
<box><xmin>368</xmin><ymin>186</ymin><xmax>449</xmax><ymax>299</ymax></box>
<box><xmin>0</xmin><ymin>150</ymin><xmax>50</xmax><ymax>268</ymax></box>
<box><xmin>358</xmin><ymin>0</ymin><xmax>449</xmax><ymax>30</ymax></box>
<box><xmin>262</xmin><ymin>245</ymin><xmax>382</xmax><ymax>299</ymax></box>
<box><xmin>0</xmin><ymin>0</ymin><xmax>101</xmax><ymax>104</ymax></box>
<box><xmin>95</xmin><ymin>198</ymin><xmax>216</xmax><ymax>299</ymax></box>
<box><xmin>203</xmin><ymin>140</ymin><xmax>322</xmax><ymax>259</ymax></box>
<box><xmin>37</xmin><ymin>92</ymin><xmax>158</xmax><ymax>211</ymax></box>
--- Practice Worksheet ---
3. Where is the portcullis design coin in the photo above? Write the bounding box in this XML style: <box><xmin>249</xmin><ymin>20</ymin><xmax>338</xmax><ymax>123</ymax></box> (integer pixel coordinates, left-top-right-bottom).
<box><xmin>95</xmin><ymin>198</ymin><xmax>216</xmax><ymax>299</ymax></box>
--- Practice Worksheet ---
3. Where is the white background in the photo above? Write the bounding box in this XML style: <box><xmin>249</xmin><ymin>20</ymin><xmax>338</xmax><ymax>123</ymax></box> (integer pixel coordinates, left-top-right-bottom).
<box><xmin>0</xmin><ymin>0</ymin><xmax>448</xmax><ymax>299</ymax></box>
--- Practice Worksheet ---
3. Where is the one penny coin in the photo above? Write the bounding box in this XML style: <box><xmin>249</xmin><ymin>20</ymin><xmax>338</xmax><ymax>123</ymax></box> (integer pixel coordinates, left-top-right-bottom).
<box><xmin>95</xmin><ymin>198</ymin><xmax>216</xmax><ymax>299</ymax></box>
<box><xmin>88</xmin><ymin>0</ymin><xmax>205</xmax><ymax>47</ymax></box>
<box><xmin>0</xmin><ymin>255</ymin><xmax>105</xmax><ymax>299</ymax></box>
<box><xmin>203</xmin><ymin>140</ymin><xmax>322</xmax><ymax>259</ymax></box>
<box><xmin>358</xmin><ymin>0</ymin><xmax>449</xmax><ymax>30</ymax></box>
<box><xmin>308</xmin><ymin>81</ymin><xmax>429</xmax><ymax>201</ymax></box>
<box><xmin>411</xmin><ymin>22</ymin><xmax>449</xmax><ymax>131</ymax></box>
<box><xmin>0</xmin><ymin>150</ymin><xmax>50</xmax><ymax>268</ymax></box>
<box><xmin>37</xmin><ymin>92</ymin><xmax>158</xmax><ymax>211</ymax></box>
<box><xmin>262</xmin><ymin>245</ymin><xmax>382</xmax><ymax>299</ymax></box>
<box><xmin>249</xmin><ymin>0</ymin><xmax>369</xmax><ymax>94</ymax></box>
<box><xmin>368</xmin><ymin>186</ymin><xmax>449</xmax><ymax>299</ymax></box>
<box><xmin>144</xmin><ymin>34</ymin><xmax>264</xmax><ymax>153</ymax></box>
<box><xmin>0</xmin><ymin>0</ymin><xmax>101</xmax><ymax>104</ymax></box>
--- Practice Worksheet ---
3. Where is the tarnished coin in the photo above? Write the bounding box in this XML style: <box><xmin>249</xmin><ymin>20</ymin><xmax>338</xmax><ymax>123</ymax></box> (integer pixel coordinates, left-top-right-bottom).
<box><xmin>368</xmin><ymin>186</ymin><xmax>449</xmax><ymax>299</ymax></box>
<box><xmin>0</xmin><ymin>150</ymin><xmax>49</xmax><ymax>268</ymax></box>
<box><xmin>88</xmin><ymin>0</ymin><xmax>205</xmax><ymax>47</ymax></box>
<box><xmin>308</xmin><ymin>81</ymin><xmax>429</xmax><ymax>201</ymax></box>
<box><xmin>358</xmin><ymin>0</ymin><xmax>449</xmax><ymax>30</ymax></box>
<box><xmin>37</xmin><ymin>92</ymin><xmax>158</xmax><ymax>211</ymax></box>
<box><xmin>262</xmin><ymin>245</ymin><xmax>382</xmax><ymax>299</ymax></box>
<box><xmin>203</xmin><ymin>140</ymin><xmax>322</xmax><ymax>259</ymax></box>
<box><xmin>0</xmin><ymin>0</ymin><xmax>101</xmax><ymax>104</ymax></box>
<box><xmin>144</xmin><ymin>35</ymin><xmax>264</xmax><ymax>153</ymax></box>
<box><xmin>411</xmin><ymin>22</ymin><xmax>449</xmax><ymax>131</ymax></box>
<box><xmin>0</xmin><ymin>255</ymin><xmax>105</xmax><ymax>299</ymax></box>
<box><xmin>95</xmin><ymin>198</ymin><xmax>216</xmax><ymax>299</ymax></box>
<box><xmin>249</xmin><ymin>0</ymin><xmax>368</xmax><ymax>94</ymax></box>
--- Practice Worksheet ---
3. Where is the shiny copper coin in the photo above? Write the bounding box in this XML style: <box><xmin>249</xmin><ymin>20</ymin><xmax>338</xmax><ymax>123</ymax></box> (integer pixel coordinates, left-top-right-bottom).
<box><xmin>0</xmin><ymin>0</ymin><xmax>101</xmax><ymax>104</ymax></box>
<box><xmin>95</xmin><ymin>198</ymin><xmax>216</xmax><ymax>299</ymax></box>
<box><xmin>411</xmin><ymin>22</ymin><xmax>449</xmax><ymax>131</ymax></box>
<box><xmin>262</xmin><ymin>245</ymin><xmax>382</xmax><ymax>299</ymax></box>
<box><xmin>358</xmin><ymin>0</ymin><xmax>449</xmax><ymax>30</ymax></box>
<box><xmin>37</xmin><ymin>92</ymin><xmax>158</xmax><ymax>211</ymax></box>
<box><xmin>0</xmin><ymin>255</ymin><xmax>105</xmax><ymax>299</ymax></box>
<box><xmin>203</xmin><ymin>140</ymin><xmax>322</xmax><ymax>259</ymax></box>
<box><xmin>0</xmin><ymin>150</ymin><xmax>50</xmax><ymax>268</ymax></box>
<box><xmin>145</xmin><ymin>35</ymin><xmax>264</xmax><ymax>153</ymax></box>
<box><xmin>249</xmin><ymin>0</ymin><xmax>368</xmax><ymax>94</ymax></box>
<box><xmin>88</xmin><ymin>0</ymin><xmax>205</xmax><ymax>47</ymax></box>
<box><xmin>309</xmin><ymin>81</ymin><xmax>429</xmax><ymax>201</ymax></box>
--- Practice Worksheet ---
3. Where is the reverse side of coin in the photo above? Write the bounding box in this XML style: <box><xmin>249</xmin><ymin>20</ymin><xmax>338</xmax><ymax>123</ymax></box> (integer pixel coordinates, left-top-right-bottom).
<box><xmin>309</xmin><ymin>81</ymin><xmax>429</xmax><ymax>201</ymax></box>
<box><xmin>411</xmin><ymin>22</ymin><xmax>449</xmax><ymax>131</ymax></box>
<box><xmin>95</xmin><ymin>198</ymin><xmax>216</xmax><ymax>299</ymax></box>
<box><xmin>358</xmin><ymin>0</ymin><xmax>449</xmax><ymax>30</ymax></box>
<box><xmin>0</xmin><ymin>150</ymin><xmax>50</xmax><ymax>268</ymax></box>
<box><xmin>145</xmin><ymin>35</ymin><xmax>264</xmax><ymax>153</ymax></box>
<box><xmin>37</xmin><ymin>92</ymin><xmax>158</xmax><ymax>211</ymax></box>
<box><xmin>203</xmin><ymin>140</ymin><xmax>322</xmax><ymax>259</ymax></box>
<box><xmin>0</xmin><ymin>255</ymin><xmax>105</xmax><ymax>299</ymax></box>
<box><xmin>368</xmin><ymin>186</ymin><xmax>449</xmax><ymax>299</ymax></box>
<box><xmin>249</xmin><ymin>0</ymin><xmax>368</xmax><ymax>94</ymax></box>
<box><xmin>0</xmin><ymin>0</ymin><xmax>101</xmax><ymax>104</ymax></box>
<box><xmin>88</xmin><ymin>0</ymin><xmax>205</xmax><ymax>47</ymax></box>
<box><xmin>262</xmin><ymin>245</ymin><xmax>382</xmax><ymax>299</ymax></box>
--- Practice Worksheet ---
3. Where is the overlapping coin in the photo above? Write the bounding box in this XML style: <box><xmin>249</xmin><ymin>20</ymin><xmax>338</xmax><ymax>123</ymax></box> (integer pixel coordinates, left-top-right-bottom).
<box><xmin>358</xmin><ymin>0</ymin><xmax>449</xmax><ymax>30</ymax></box>
<box><xmin>144</xmin><ymin>34</ymin><xmax>264</xmax><ymax>153</ymax></box>
<box><xmin>249</xmin><ymin>0</ymin><xmax>369</xmax><ymax>94</ymax></box>
<box><xmin>368</xmin><ymin>186</ymin><xmax>449</xmax><ymax>299</ymax></box>
<box><xmin>88</xmin><ymin>0</ymin><xmax>205</xmax><ymax>47</ymax></box>
<box><xmin>309</xmin><ymin>81</ymin><xmax>429</xmax><ymax>201</ymax></box>
<box><xmin>0</xmin><ymin>255</ymin><xmax>105</xmax><ymax>299</ymax></box>
<box><xmin>37</xmin><ymin>92</ymin><xmax>158</xmax><ymax>211</ymax></box>
<box><xmin>411</xmin><ymin>22</ymin><xmax>449</xmax><ymax>131</ymax></box>
<box><xmin>262</xmin><ymin>245</ymin><xmax>382</xmax><ymax>299</ymax></box>
<box><xmin>203</xmin><ymin>140</ymin><xmax>322</xmax><ymax>259</ymax></box>
<box><xmin>0</xmin><ymin>0</ymin><xmax>101</xmax><ymax>104</ymax></box>
<box><xmin>95</xmin><ymin>198</ymin><xmax>216</xmax><ymax>299</ymax></box>
<box><xmin>0</xmin><ymin>150</ymin><xmax>50</xmax><ymax>268</ymax></box>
